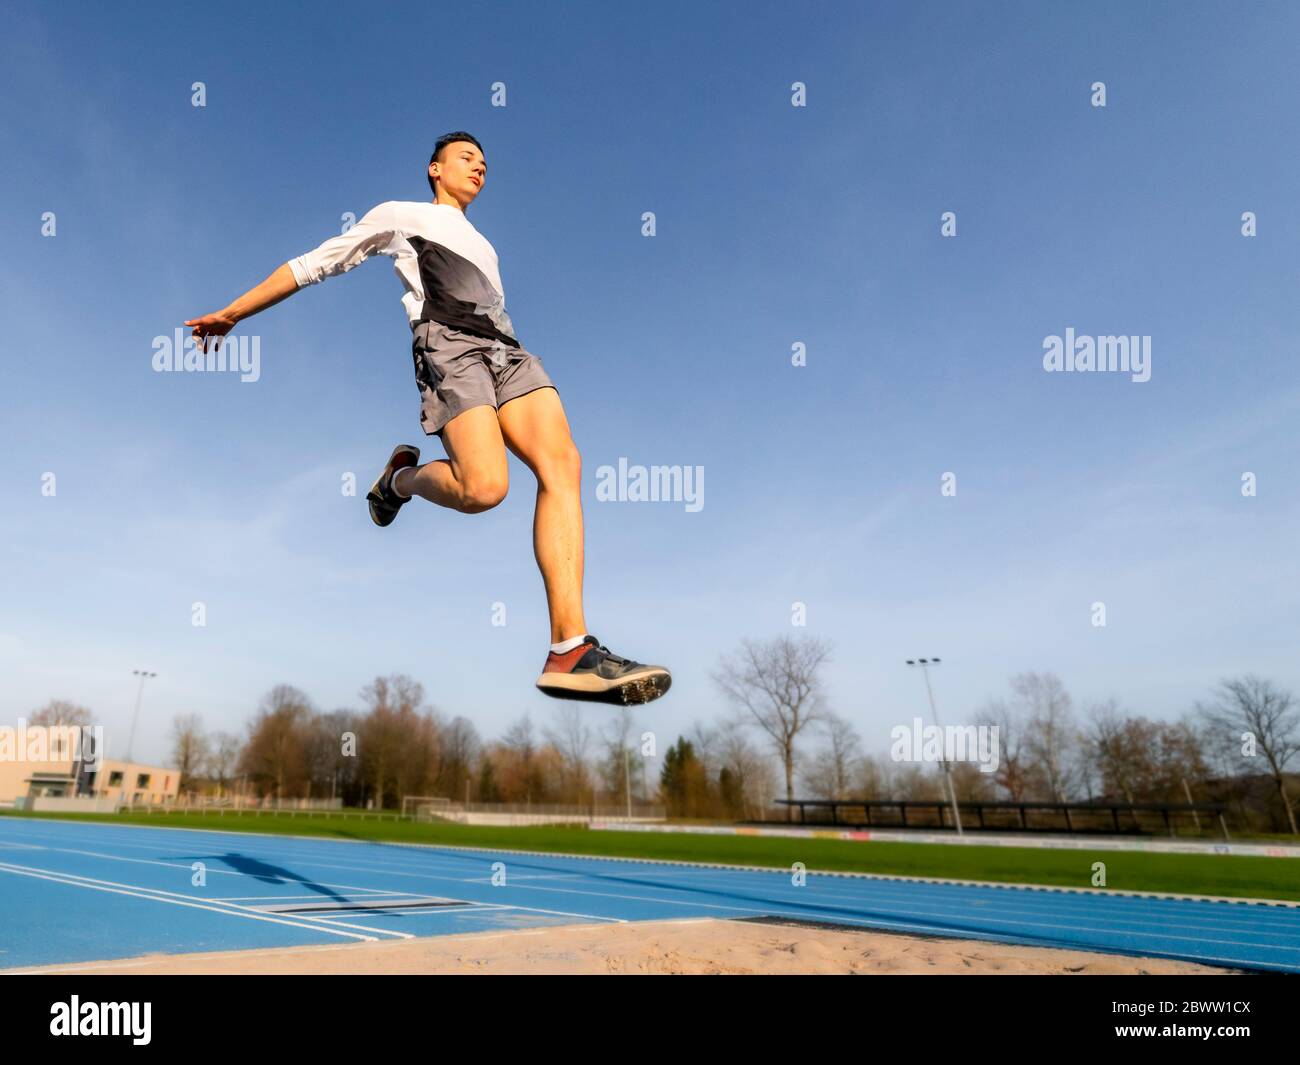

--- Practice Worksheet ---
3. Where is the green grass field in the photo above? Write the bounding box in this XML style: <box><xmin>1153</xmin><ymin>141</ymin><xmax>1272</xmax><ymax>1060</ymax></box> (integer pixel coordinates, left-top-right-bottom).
<box><xmin>4</xmin><ymin>807</ymin><xmax>1299</xmax><ymax>902</ymax></box>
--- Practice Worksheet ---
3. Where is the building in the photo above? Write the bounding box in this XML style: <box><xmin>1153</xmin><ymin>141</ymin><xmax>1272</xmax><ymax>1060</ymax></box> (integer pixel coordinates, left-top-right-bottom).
<box><xmin>0</xmin><ymin>756</ymin><xmax>181</xmax><ymax>806</ymax></box>
<box><xmin>0</xmin><ymin>758</ymin><xmax>79</xmax><ymax>803</ymax></box>
<box><xmin>79</xmin><ymin>759</ymin><xmax>181</xmax><ymax>806</ymax></box>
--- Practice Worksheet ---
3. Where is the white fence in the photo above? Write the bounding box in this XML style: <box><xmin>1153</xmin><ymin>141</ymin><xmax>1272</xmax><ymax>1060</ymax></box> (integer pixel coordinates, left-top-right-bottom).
<box><xmin>25</xmin><ymin>796</ymin><xmax>122</xmax><ymax>814</ymax></box>
<box><xmin>405</xmin><ymin>798</ymin><xmax>665</xmax><ymax>827</ymax></box>
<box><xmin>129</xmin><ymin>795</ymin><xmax>345</xmax><ymax>811</ymax></box>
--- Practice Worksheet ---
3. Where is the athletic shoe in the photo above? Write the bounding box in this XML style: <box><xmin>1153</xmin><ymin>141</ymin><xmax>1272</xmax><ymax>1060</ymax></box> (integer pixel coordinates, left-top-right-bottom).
<box><xmin>367</xmin><ymin>444</ymin><xmax>421</xmax><ymax>527</ymax></box>
<box><xmin>536</xmin><ymin>635</ymin><xmax>672</xmax><ymax>706</ymax></box>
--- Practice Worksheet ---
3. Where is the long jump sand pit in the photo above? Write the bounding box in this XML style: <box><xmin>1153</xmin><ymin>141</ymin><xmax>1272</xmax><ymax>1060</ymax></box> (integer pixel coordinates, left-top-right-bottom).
<box><xmin>40</xmin><ymin>919</ymin><xmax>1232</xmax><ymax>975</ymax></box>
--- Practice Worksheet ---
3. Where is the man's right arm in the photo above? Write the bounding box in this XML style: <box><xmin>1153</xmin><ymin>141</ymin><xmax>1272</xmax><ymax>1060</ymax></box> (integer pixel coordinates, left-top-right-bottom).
<box><xmin>184</xmin><ymin>263</ymin><xmax>300</xmax><ymax>351</ymax></box>
<box><xmin>184</xmin><ymin>203</ymin><xmax>398</xmax><ymax>350</ymax></box>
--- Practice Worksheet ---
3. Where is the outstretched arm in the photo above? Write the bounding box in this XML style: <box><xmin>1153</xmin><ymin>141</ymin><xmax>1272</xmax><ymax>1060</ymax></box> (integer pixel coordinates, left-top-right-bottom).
<box><xmin>185</xmin><ymin>263</ymin><xmax>299</xmax><ymax>351</ymax></box>
<box><xmin>185</xmin><ymin>202</ymin><xmax>397</xmax><ymax>351</ymax></box>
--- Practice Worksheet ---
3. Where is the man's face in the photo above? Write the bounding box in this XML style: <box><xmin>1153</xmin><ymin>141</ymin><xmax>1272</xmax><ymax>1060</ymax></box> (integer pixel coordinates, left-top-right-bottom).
<box><xmin>431</xmin><ymin>141</ymin><xmax>486</xmax><ymax>205</ymax></box>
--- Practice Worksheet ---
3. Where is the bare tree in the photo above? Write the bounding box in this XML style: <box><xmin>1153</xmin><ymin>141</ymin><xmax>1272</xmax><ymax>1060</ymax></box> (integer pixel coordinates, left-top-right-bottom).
<box><xmin>23</xmin><ymin>699</ymin><xmax>92</xmax><ymax>762</ymax></box>
<box><xmin>948</xmin><ymin>759</ymin><xmax>1000</xmax><ymax>802</ymax></box>
<box><xmin>206</xmin><ymin>731</ymin><xmax>241</xmax><ymax>798</ymax></box>
<box><xmin>302</xmin><ymin>710</ymin><xmax>361</xmax><ymax>802</ymax></box>
<box><xmin>240</xmin><ymin>684</ymin><xmax>313</xmax><ymax>800</ymax></box>
<box><xmin>803</xmin><ymin>711</ymin><xmax>861</xmax><ymax>800</ymax></box>
<box><xmin>502</xmin><ymin>714</ymin><xmax>541</xmax><ymax>804</ymax></box>
<box><xmin>29</xmin><ymin>699</ymin><xmax>93</xmax><ymax>729</ymax></box>
<box><xmin>975</xmin><ymin>697</ymin><xmax>1032</xmax><ymax>801</ymax></box>
<box><xmin>854</xmin><ymin>754</ymin><xmax>896</xmax><ymax>801</ymax></box>
<box><xmin>1012</xmin><ymin>672</ymin><xmax>1078</xmax><ymax>801</ymax></box>
<box><xmin>1085</xmin><ymin>698</ymin><xmax>1141</xmax><ymax>803</ymax></box>
<box><xmin>597</xmin><ymin>708</ymin><xmax>644</xmax><ymax>808</ymax></box>
<box><xmin>715</xmin><ymin>717</ymin><xmax>770</xmax><ymax>820</ymax></box>
<box><xmin>1198</xmin><ymin>675</ymin><xmax>1299</xmax><ymax>835</ymax></box>
<box><xmin>892</xmin><ymin>762</ymin><xmax>943</xmax><ymax>801</ymax></box>
<box><xmin>358</xmin><ymin>674</ymin><xmax>429</xmax><ymax>808</ymax></box>
<box><xmin>713</xmin><ymin>636</ymin><xmax>832</xmax><ymax>821</ymax></box>
<box><xmin>1152</xmin><ymin>717</ymin><xmax>1210</xmax><ymax>803</ymax></box>
<box><xmin>545</xmin><ymin>703</ymin><xmax>593</xmax><ymax>804</ymax></box>
<box><xmin>170</xmin><ymin>713</ymin><xmax>210</xmax><ymax>795</ymax></box>
<box><xmin>438</xmin><ymin>716</ymin><xmax>481</xmax><ymax>803</ymax></box>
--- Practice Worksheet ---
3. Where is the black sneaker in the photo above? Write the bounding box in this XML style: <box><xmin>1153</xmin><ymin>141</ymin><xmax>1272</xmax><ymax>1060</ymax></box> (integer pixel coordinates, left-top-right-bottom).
<box><xmin>367</xmin><ymin>444</ymin><xmax>421</xmax><ymax>527</ymax></box>
<box><xmin>536</xmin><ymin>635</ymin><xmax>672</xmax><ymax>706</ymax></box>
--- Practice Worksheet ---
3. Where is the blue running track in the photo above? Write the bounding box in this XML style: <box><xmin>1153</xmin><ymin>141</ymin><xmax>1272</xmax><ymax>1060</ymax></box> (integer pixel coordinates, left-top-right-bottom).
<box><xmin>1</xmin><ymin>817</ymin><xmax>1298</xmax><ymax>972</ymax></box>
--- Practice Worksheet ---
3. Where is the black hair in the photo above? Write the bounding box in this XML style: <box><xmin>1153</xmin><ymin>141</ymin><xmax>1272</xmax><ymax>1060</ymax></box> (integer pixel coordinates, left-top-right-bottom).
<box><xmin>428</xmin><ymin>132</ymin><xmax>485</xmax><ymax>195</ymax></box>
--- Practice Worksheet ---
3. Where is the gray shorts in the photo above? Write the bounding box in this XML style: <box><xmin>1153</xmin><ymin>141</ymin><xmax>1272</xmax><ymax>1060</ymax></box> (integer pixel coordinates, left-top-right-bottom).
<box><xmin>411</xmin><ymin>320</ymin><xmax>556</xmax><ymax>436</ymax></box>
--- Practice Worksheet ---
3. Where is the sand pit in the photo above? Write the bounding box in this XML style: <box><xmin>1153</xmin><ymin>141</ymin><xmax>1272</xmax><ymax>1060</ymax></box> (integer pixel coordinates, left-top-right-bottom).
<box><xmin>25</xmin><ymin>918</ymin><xmax>1234</xmax><ymax>975</ymax></box>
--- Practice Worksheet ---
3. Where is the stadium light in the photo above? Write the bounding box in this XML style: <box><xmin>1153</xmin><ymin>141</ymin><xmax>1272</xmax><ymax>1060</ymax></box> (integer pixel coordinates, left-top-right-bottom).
<box><xmin>126</xmin><ymin>669</ymin><xmax>157</xmax><ymax>763</ymax></box>
<box><xmin>905</xmin><ymin>657</ymin><xmax>963</xmax><ymax>835</ymax></box>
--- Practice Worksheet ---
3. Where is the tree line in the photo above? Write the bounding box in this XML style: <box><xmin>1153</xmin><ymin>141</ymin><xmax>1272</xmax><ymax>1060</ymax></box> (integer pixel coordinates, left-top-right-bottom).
<box><xmin>23</xmin><ymin>637</ymin><xmax>1299</xmax><ymax>834</ymax></box>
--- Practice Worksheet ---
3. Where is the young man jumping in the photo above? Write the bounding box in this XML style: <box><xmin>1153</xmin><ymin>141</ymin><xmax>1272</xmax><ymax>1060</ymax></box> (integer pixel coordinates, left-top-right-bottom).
<box><xmin>184</xmin><ymin>132</ymin><xmax>671</xmax><ymax>706</ymax></box>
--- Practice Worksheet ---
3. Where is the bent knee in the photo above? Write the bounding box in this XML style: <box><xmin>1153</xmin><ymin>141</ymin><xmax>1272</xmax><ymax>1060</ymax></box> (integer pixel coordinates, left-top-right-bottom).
<box><xmin>460</xmin><ymin>475</ymin><xmax>508</xmax><ymax>513</ymax></box>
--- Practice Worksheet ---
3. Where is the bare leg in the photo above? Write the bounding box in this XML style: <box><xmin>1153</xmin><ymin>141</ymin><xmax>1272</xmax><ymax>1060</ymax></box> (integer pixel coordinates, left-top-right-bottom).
<box><xmin>495</xmin><ymin>387</ymin><xmax>586</xmax><ymax>643</ymax></box>
<box><xmin>394</xmin><ymin>405</ymin><xmax>509</xmax><ymax>514</ymax></box>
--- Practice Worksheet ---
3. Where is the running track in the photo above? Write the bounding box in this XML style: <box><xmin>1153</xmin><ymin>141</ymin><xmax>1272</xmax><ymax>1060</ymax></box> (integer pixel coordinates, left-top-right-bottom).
<box><xmin>1</xmin><ymin>817</ymin><xmax>1297</xmax><ymax>972</ymax></box>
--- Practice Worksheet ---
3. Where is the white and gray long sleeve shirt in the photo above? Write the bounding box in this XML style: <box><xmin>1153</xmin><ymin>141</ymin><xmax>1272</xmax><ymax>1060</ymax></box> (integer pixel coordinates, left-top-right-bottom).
<box><xmin>288</xmin><ymin>200</ymin><xmax>519</xmax><ymax>347</ymax></box>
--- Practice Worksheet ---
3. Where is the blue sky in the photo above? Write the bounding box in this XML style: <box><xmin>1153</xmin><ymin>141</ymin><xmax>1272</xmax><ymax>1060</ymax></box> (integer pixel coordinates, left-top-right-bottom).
<box><xmin>3</xmin><ymin>0</ymin><xmax>1298</xmax><ymax>769</ymax></box>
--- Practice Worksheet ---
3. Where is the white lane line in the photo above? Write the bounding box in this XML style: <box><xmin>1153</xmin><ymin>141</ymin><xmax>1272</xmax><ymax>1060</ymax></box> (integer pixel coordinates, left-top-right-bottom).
<box><xmin>258</xmin><ymin>911</ymin><xmax>414</xmax><ymax>939</ymax></box>
<box><xmin>4</xmin><ymin>860</ymin><xmax>415</xmax><ymax>941</ymax></box>
<box><xmin>0</xmin><ymin>861</ymin><xmax>378</xmax><ymax>942</ymax></box>
<box><xmin>0</xmin><ymin>840</ymin><xmax>622</xmax><ymax>925</ymax></box>
<box><xmin>0</xmin><ymin>841</ymin><xmax>460</xmax><ymax>908</ymax></box>
<box><xmin>0</xmin><ymin>825</ymin><xmax>513</xmax><ymax>880</ymax></box>
<box><xmin>10</xmin><ymin>821</ymin><xmax>1285</xmax><ymax>953</ymax></box>
<box><xmin>469</xmin><ymin>878</ymin><xmax>1300</xmax><ymax>959</ymax></box>
<box><xmin>460</xmin><ymin>874</ymin><xmax>584</xmax><ymax>883</ymax></box>
<box><xmin>10</xmin><ymin>823</ymin><xmax>1297</xmax><ymax>936</ymax></box>
<box><xmin>308</xmin><ymin>905</ymin><xmax>487</xmax><ymax>921</ymax></box>
<box><xmin>472</xmin><ymin>901</ymin><xmax>624</xmax><ymax>924</ymax></box>
<box><xmin>7</xmin><ymin>817</ymin><xmax>1288</xmax><ymax>911</ymax></box>
<box><xmin>578</xmin><ymin>869</ymin><xmax>1300</xmax><ymax>936</ymax></box>
<box><xmin>6</xmin><ymin>824</ymin><xmax>1294</xmax><ymax>947</ymax></box>
<box><xmin>211</xmin><ymin>891</ymin><xmax>407</xmax><ymax>901</ymax></box>
<box><xmin>89</xmin><ymin>839</ymin><xmax>1271</xmax><ymax>943</ymax></box>
<box><xmin>14</xmin><ymin>828</ymin><xmax>1276</xmax><ymax>945</ymax></box>
<box><xmin>0</xmin><ymin>858</ymin><xmax>415</xmax><ymax>941</ymax></box>
<box><xmin>50</xmin><ymin>833</ymin><xmax>1299</xmax><ymax>937</ymax></box>
<box><xmin>381</xmin><ymin>840</ymin><xmax>1300</xmax><ymax>909</ymax></box>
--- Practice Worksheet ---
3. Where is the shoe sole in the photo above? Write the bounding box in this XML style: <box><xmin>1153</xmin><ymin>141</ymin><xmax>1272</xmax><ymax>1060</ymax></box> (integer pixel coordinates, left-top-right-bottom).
<box><xmin>536</xmin><ymin>668</ymin><xmax>672</xmax><ymax>706</ymax></box>
<box><xmin>367</xmin><ymin>444</ymin><xmax>421</xmax><ymax>527</ymax></box>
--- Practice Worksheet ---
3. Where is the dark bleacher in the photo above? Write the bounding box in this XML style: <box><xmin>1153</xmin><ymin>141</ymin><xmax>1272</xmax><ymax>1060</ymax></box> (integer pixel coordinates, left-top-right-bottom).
<box><xmin>759</xmin><ymin>798</ymin><xmax>1231</xmax><ymax>838</ymax></box>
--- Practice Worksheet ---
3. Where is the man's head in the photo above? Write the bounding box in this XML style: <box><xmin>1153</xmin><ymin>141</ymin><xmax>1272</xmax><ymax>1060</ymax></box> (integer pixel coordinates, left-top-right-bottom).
<box><xmin>428</xmin><ymin>132</ymin><xmax>486</xmax><ymax>208</ymax></box>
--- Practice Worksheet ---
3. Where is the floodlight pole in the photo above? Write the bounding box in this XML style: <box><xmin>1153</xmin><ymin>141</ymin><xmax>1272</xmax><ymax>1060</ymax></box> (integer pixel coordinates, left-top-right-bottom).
<box><xmin>624</xmin><ymin>745</ymin><xmax>632</xmax><ymax>820</ymax></box>
<box><xmin>906</xmin><ymin>658</ymin><xmax>963</xmax><ymax>835</ymax></box>
<box><xmin>127</xmin><ymin>670</ymin><xmax>157</xmax><ymax>764</ymax></box>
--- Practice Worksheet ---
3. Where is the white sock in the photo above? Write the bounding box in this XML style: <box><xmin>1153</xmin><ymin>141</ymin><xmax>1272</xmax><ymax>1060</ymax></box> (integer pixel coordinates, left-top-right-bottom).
<box><xmin>550</xmin><ymin>634</ymin><xmax>589</xmax><ymax>654</ymax></box>
<box><xmin>391</xmin><ymin>466</ymin><xmax>412</xmax><ymax>498</ymax></box>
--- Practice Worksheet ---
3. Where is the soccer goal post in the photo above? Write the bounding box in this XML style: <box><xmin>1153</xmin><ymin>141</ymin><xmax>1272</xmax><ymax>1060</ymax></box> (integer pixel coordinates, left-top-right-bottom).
<box><xmin>401</xmin><ymin>795</ymin><xmax>453</xmax><ymax>822</ymax></box>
